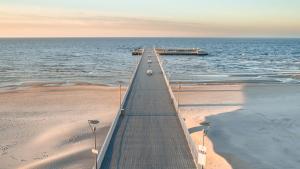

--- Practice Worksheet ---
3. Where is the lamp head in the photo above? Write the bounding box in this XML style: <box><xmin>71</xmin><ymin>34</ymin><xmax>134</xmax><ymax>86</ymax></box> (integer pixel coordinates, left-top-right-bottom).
<box><xmin>88</xmin><ymin>120</ymin><xmax>99</xmax><ymax>125</ymax></box>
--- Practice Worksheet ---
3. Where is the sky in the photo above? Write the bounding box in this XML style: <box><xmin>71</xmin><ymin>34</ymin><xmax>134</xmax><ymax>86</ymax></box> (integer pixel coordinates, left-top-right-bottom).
<box><xmin>0</xmin><ymin>0</ymin><xmax>300</xmax><ymax>37</ymax></box>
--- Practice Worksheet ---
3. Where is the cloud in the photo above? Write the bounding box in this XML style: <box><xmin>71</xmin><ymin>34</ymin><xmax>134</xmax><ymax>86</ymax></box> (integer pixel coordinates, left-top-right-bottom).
<box><xmin>0</xmin><ymin>7</ymin><xmax>299</xmax><ymax>37</ymax></box>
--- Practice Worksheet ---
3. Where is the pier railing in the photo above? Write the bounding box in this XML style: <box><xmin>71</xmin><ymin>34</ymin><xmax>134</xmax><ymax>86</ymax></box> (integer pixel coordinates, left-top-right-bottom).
<box><xmin>94</xmin><ymin>50</ymin><xmax>143</xmax><ymax>169</ymax></box>
<box><xmin>154</xmin><ymin>49</ymin><xmax>200</xmax><ymax>169</ymax></box>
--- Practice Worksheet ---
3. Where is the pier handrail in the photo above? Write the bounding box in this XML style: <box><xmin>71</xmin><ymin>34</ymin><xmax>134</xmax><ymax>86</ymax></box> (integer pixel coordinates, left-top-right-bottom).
<box><xmin>154</xmin><ymin>49</ymin><xmax>200</xmax><ymax>169</ymax></box>
<box><xmin>94</xmin><ymin>48</ymin><xmax>144</xmax><ymax>169</ymax></box>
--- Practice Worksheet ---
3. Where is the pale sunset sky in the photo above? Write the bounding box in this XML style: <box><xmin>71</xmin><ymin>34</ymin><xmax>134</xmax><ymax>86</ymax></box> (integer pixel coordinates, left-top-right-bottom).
<box><xmin>0</xmin><ymin>0</ymin><xmax>299</xmax><ymax>37</ymax></box>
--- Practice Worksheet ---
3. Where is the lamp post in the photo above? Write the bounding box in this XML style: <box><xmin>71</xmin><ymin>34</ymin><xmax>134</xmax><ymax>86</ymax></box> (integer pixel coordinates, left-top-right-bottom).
<box><xmin>200</xmin><ymin>121</ymin><xmax>210</xmax><ymax>147</ymax></box>
<box><xmin>203</xmin><ymin>129</ymin><xmax>207</xmax><ymax>146</ymax></box>
<box><xmin>117</xmin><ymin>81</ymin><xmax>123</xmax><ymax>110</ymax></box>
<box><xmin>177</xmin><ymin>82</ymin><xmax>181</xmax><ymax>106</ymax></box>
<box><xmin>199</xmin><ymin>121</ymin><xmax>210</xmax><ymax>169</ymax></box>
<box><xmin>88</xmin><ymin>120</ymin><xmax>99</xmax><ymax>169</ymax></box>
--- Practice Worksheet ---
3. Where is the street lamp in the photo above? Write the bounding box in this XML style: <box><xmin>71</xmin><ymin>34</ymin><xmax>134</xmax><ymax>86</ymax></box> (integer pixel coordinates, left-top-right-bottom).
<box><xmin>88</xmin><ymin>119</ymin><xmax>99</xmax><ymax>169</ymax></box>
<box><xmin>199</xmin><ymin>121</ymin><xmax>210</xmax><ymax>169</ymax></box>
<box><xmin>136</xmin><ymin>55</ymin><xmax>139</xmax><ymax>65</ymax></box>
<box><xmin>177</xmin><ymin>82</ymin><xmax>181</xmax><ymax>106</ymax></box>
<box><xmin>200</xmin><ymin>121</ymin><xmax>210</xmax><ymax>147</ymax></box>
<box><xmin>117</xmin><ymin>81</ymin><xmax>123</xmax><ymax>110</ymax></box>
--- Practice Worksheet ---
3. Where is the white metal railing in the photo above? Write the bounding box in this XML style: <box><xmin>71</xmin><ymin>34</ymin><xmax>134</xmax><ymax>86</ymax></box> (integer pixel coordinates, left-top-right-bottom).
<box><xmin>154</xmin><ymin>49</ymin><xmax>200</xmax><ymax>169</ymax></box>
<box><xmin>94</xmin><ymin>49</ymin><xmax>144</xmax><ymax>169</ymax></box>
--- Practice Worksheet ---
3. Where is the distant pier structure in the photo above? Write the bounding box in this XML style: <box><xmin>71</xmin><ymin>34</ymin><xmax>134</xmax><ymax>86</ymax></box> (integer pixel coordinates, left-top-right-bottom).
<box><xmin>132</xmin><ymin>48</ymin><xmax>207</xmax><ymax>56</ymax></box>
<box><xmin>132</xmin><ymin>48</ymin><xmax>144</xmax><ymax>55</ymax></box>
<box><xmin>156</xmin><ymin>48</ymin><xmax>208</xmax><ymax>56</ymax></box>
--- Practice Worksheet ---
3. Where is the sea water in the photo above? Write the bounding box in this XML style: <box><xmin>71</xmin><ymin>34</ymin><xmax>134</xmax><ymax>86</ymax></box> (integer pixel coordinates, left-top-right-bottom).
<box><xmin>0</xmin><ymin>38</ymin><xmax>299</xmax><ymax>88</ymax></box>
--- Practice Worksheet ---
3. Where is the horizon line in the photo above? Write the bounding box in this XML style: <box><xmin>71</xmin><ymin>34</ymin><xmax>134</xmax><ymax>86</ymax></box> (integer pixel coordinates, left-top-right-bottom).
<box><xmin>1</xmin><ymin>36</ymin><xmax>300</xmax><ymax>39</ymax></box>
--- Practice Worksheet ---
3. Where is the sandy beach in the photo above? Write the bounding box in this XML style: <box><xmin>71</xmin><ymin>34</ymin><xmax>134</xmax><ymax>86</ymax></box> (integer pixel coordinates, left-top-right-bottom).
<box><xmin>1</xmin><ymin>82</ymin><xmax>300</xmax><ymax>169</ymax></box>
<box><xmin>173</xmin><ymin>84</ymin><xmax>242</xmax><ymax>169</ymax></box>
<box><xmin>173</xmin><ymin>83</ymin><xmax>300</xmax><ymax>169</ymax></box>
<box><xmin>0</xmin><ymin>83</ymin><xmax>125</xmax><ymax>169</ymax></box>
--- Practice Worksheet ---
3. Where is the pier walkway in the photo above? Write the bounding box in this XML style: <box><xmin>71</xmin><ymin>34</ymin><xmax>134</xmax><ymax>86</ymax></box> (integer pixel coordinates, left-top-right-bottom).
<box><xmin>98</xmin><ymin>48</ymin><xmax>197</xmax><ymax>169</ymax></box>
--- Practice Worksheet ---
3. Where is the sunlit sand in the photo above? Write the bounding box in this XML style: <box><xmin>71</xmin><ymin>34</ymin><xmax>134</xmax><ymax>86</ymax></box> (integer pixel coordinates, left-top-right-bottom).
<box><xmin>1</xmin><ymin>82</ymin><xmax>300</xmax><ymax>169</ymax></box>
<box><xmin>0</xmin><ymin>83</ymin><xmax>124</xmax><ymax>169</ymax></box>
